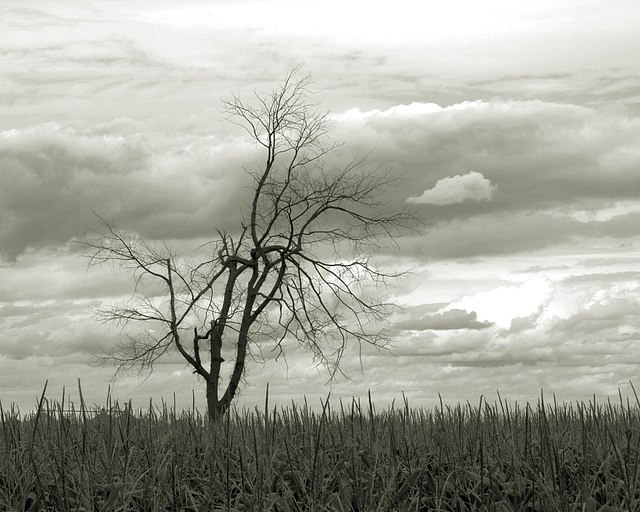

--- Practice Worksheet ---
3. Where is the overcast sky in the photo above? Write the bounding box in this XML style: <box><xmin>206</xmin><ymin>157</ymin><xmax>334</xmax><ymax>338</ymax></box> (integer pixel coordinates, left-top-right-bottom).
<box><xmin>2</xmin><ymin>0</ymin><xmax>640</xmax><ymax>414</ymax></box>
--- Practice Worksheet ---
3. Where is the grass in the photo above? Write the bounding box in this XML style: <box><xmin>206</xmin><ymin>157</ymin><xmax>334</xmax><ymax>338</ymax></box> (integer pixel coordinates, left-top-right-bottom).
<box><xmin>1</xmin><ymin>384</ymin><xmax>640</xmax><ymax>511</ymax></box>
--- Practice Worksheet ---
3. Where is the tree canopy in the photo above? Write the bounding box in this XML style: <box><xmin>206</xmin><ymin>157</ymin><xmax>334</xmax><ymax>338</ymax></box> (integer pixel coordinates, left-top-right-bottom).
<box><xmin>83</xmin><ymin>68</ymin><xmax>420</xmax><ymax>419</ymax></box>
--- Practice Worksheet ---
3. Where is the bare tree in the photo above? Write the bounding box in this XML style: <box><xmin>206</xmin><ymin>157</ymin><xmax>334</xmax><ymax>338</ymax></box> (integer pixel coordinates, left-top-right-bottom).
<box><xmin>82</xmin><ymin>68</ymin><xmax>419</xmax><ymax>420</ymax></box>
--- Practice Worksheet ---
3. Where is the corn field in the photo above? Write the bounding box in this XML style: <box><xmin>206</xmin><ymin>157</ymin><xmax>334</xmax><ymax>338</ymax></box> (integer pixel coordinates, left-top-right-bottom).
<box><xmin>1</xmin><ymin>386</ymin><xmax>640</xmax><ymax>511</ymax></box>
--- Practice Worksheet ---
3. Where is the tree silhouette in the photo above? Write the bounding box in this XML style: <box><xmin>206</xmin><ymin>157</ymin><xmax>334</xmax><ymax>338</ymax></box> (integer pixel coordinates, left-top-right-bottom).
<box><xmin>82</xmin><ymin>68</ymin><xmax>419</xmax><ymax>419</ymax></box>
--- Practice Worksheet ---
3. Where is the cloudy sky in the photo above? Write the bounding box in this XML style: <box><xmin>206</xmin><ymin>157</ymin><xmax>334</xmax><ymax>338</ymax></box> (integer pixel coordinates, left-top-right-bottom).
<box><xmin>2</xmin><ymin>0</ymin><xmax>640</xmax><ymax>414</ymax></box>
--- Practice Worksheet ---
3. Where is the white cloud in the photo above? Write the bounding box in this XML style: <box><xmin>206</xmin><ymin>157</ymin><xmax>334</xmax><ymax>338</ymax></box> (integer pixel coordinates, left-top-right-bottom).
<box><xmin>407</xmin><ymin>171</ymin><xmax>496</xmax><ymax>205</ymax></box>
<box><xmin>334</xmin><ymin>102</ymin><xmax>443</xmax><ymax>121</ymax></box>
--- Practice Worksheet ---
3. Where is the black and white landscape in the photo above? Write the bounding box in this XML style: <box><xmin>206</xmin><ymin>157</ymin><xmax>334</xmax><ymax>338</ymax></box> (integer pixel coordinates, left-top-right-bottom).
<box><xmin>1</xmin><ymin>0</ymin><xmax>640</xmax><ymax>413</ymax></box>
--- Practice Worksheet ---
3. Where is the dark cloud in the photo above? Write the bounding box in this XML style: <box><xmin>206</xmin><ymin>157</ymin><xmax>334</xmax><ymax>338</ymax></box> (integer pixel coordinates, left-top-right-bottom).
<box><xmin>328</xmin><ymin>99</ymin><xmax>640</xmax><ymax>259</ymax></box>
<box><xmin>0</xmin><ymin>124</ymin><xmax>146</xmax><ymax>260</ymax></box>
<box><xmin>0</xmin><ymin>301</ymin><xmax>111</xmax><ymax>361</ymax></box>
<box><xmin>555</xmin><ymin>297</ymin><xmax>639</xmax><ymax>335</ymax></box>
<box><xmin>562</xmin><ymin>270</ymin><xmax>640</xmax><ymax>285</ymax></box>
<box><xmin>598</xmin><ymin>212</ymin><xmax>640</xmax><ymax>239</ymax></box>
<box><xmin>334</xmin><ymin>100</ymin><xmax>640</xmax><ymax>216</ymax></box>
<box><xmin>400</xmin><ymin>211</ymin><xmax>584</xmax><ymax>260</ymax></box>
<box><xmin>395</xmin><ymin>308</ymin><xmax>492</xmax><ymax>331</ymax></box>
<box><xmin>0</xmin><ymin>123</ymin><xmax>255</xmax><ymax>261</ymax></box>
<box><xmin>469</xmin><ymin>71</ymin><xmax>640</xmax><ymax>114</ymax></box>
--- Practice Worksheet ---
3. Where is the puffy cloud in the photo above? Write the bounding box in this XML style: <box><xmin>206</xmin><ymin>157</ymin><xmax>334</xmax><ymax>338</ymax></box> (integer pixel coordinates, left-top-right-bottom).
<box><xmin>369</xmin><ymin>268</ymin><xmax>640</xmax><ymax>405</ymax></box>
<box><xmin>407</xmin><ymin>171</ymin><xmax>496</xmax><ymax>205</ymax></box>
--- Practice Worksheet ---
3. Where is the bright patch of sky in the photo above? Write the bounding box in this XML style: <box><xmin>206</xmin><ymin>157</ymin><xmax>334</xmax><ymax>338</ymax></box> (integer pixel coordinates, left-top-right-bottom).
<box><xmin>448</xmin><ymin>277</ymin><xmax>553</xmax><ymax>329</ymax></box>
<box><xmin>134</xmin><ymin>0</ymin><xmax>619</xmax><ymax>45</ymax></box>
